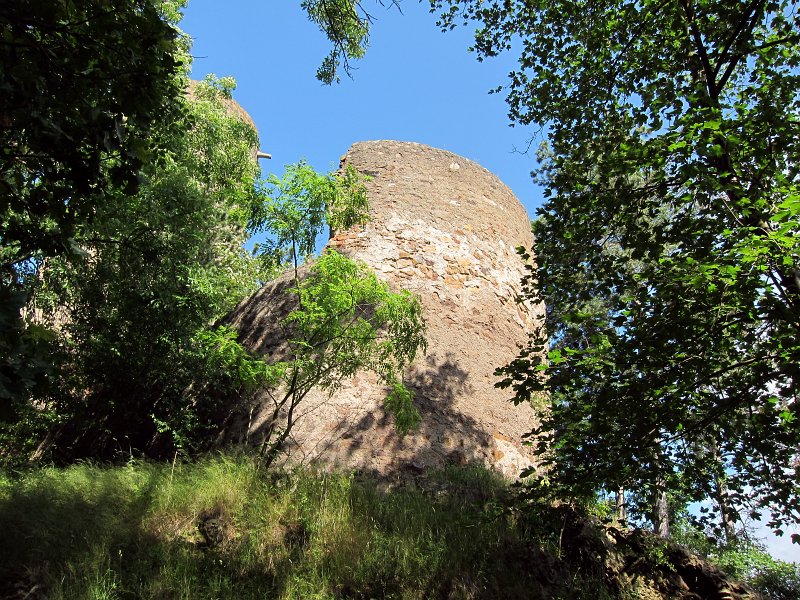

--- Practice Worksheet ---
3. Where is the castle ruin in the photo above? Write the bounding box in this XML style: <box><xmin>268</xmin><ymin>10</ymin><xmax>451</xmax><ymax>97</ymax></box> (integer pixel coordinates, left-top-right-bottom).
<box><xmin>226</xmin><ymin>141</ymin><xmax>544</xmax><ymax>477</ymax></box>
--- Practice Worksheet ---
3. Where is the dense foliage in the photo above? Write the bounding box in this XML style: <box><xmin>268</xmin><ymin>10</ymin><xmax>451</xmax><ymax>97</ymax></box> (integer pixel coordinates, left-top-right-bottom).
<box><xmin>0</xmin><ymin>0</ymin><xmax>184</xmax><ymax>419</ymax></box>
<box><xmin>433</xmin><ymin>0</ymin><xmax>800</xmax><ymax>535</ymax></box>
<box><xmin>670</xmin><ymin>513</ymin><xmax>800</xmax><ymax>599</ymax></box>
<box><xmin>0</xmin><ymin>0</ymin><xmax>182</xmax><ymax>268</ymax></box>
<box><xmin>19</xmin><ymin>73</ymin><xmax>266</xmax><ymax>460</ymax></box>
<box><xmin>1</xmin><ymin>1</ymin><xmax>426</xmax><ymax>464</ymax></box>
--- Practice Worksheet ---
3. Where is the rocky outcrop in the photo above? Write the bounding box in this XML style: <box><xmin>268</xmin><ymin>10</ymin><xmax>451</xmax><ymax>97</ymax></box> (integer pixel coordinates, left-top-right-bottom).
<box><xmin>226</xmin><ymin>141</ymin><xmax>544</xmax><ymax>477</ymax></box>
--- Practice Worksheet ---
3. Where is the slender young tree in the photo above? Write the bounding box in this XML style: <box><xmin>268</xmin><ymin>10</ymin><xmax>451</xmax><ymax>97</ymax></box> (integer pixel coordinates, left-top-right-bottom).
<box><xmin>248</xmin><ymin>162</ymin><xmax>425</xmax><ymax>466</ymax></box>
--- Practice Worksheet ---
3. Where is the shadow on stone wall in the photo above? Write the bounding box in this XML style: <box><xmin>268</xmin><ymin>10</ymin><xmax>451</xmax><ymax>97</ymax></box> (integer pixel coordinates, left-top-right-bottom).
<box><xmin>222</xmin><ymin>267</ymin><xmax>307</xmax><ymax>360</ymax></box>
<box><xmin>267</xmin><ymin>352</ymin><xmax>493</xmax><ymax>476</ymax></box>
<box><xmin>221</xmin><ymin>266</ymin><xmax>496</xmax><ymax>474</ymax></box>
<box><xmin>403</xmin><ymin>353</ymin><xmax>492</xmax><ymax>468</ymax></box>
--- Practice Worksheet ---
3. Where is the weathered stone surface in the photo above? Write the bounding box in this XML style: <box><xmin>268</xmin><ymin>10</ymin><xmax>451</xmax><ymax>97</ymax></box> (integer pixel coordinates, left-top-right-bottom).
<box><xmin>225</xmin><ymin>141</ymin><xmax>544</xmax><ymax>477</ymax></box>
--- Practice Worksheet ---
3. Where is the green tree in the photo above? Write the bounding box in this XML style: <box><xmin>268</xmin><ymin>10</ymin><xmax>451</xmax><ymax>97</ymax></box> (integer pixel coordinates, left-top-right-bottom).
<box><xmin>302</xmin><ymin>0</ymin><xmax>371</xmax><ymax>83</ymax></box>
<box><xmin>253</xmin><ymin>251</ymin><xmax>426</xmax><ymax>466</ymax></box>
<box><xmin>0</xmin><ymin>0</ymin><xmax>392</xmax><ymax>428</ymax></box>
<box><xmin>248</xmin><ymin>162</ymin><xmax>425</xmax><ymax>466</ymax></box>
<box><xmin>20</xmin><ymin>73</ymin><xmax>266</xmax><ymax>461</ymax></box>
<box><xmin>0</xmin><ymin>0</ymin><xmax>184</xmax><ymax>420</ymax></box>
<box><xmin>250</xmin><ymin>159</ymin><xmax>369</xmax><ymax>277</ymax></box>
<box><xmin>433</xmin><ymin>0</ymin><xmax>800</xmax><ymax>533</ymax></box>
<box><xmin>672</xmin><ymin>514</ymin><xmax>800</xmax><ymax>600</ymax></box>
<box><xmin>0</xmin><ymin>0</ymin><xmax>183</xmax><ymax>268</ymax></box>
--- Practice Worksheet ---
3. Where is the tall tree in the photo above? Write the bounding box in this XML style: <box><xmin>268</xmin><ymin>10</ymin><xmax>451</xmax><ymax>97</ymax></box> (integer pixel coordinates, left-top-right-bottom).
<box><xmin>22</xmin><ymin>74</ymin><xmax>266</xmax><ymax>460</ymax></box>
<box><xmin>0</xmin><ymin>0</ymin><xmax>394</xmax><ymax>425</ymax></box>
<box><xmin>433</xmin><ymin>0</ymin><xmax>800</xmax><ymax>533</ymax></box>
<box><xmin>0</xmin><ymin>0</ymin><xmax>184</xmax><ymax>416</ymax></box>
<box><xmin>2</xmin><ymin>0</ymin><xmax>424</xmax><ymax>463</ymax></box>
<box><xmin>0</xmin><ymin>0</ymin><xmax>183</xmax><ymax>270</ymax></box>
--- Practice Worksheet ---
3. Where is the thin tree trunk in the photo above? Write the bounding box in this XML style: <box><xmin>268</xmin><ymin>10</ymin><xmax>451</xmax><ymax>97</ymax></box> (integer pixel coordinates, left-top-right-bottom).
<box><xmin>653</xmin><ymin>474</ymin><xmax>670</xmax><ymax>538</ymax></box>
<box><xmin>715</xmin><ymin>476</ymin><xmax>737</xmax><ymax>545</ymax></box>
<box><xmin>709</xmin><ymin>440</ymin><xmax>737</xmax><ymax>544</ymax></box>
<box><xmin>616</xmin><ymin>486</ymin><xmax>627</xmax><ymax>524</ymax></box>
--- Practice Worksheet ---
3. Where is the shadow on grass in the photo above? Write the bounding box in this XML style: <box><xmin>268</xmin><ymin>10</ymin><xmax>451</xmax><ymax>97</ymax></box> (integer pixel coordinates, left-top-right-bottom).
<box><xmin>0</xmin><ymin>466</ymin><xmax>156</xmax><ymax>597</ymax></box>
<box><xmin>0</xmin><ymin>459</ymin><xmax>766</xmax><ymax>600</ymax></box>
<box><xmin>0</xmin><ymin>464</ymin><xmax>290</xmax><ymax>599</ymax></box>
<box><xmin>0</xmin><ymin>460</ymin><xmax>591</xmax><ymax>600</ymax></box>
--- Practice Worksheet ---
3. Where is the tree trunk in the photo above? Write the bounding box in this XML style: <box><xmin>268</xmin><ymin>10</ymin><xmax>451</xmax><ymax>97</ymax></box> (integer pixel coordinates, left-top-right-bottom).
<box><xmin>653</xmin><ymin>475</ymin><xmax>670</xmax><ymax>538</ymax></box>
<box><xmin>709</xmin><ymin>440</ymin><xmax>737</xmax><ymax>544</ymax></box>
<box><xmin>616</xmin><ymin>486</ymin><xmax>627</xmax><ymax>524</ymax></box>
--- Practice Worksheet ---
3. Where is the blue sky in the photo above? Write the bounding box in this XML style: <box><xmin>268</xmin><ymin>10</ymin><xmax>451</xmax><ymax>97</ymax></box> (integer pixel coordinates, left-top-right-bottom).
<box><xmin>181</xmin><ymin>1</ymin><xmax>798</xmax><ymax>564</ymax></box>
<box><xmin>180</xmin><ymin>0</ymin><xmax>544</xmax><ymax>219</ymax></box>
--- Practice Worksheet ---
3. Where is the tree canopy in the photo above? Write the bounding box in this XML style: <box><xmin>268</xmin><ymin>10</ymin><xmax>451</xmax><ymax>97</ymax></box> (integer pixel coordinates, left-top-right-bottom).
<box><xmin>19</xmin><ymin>73</ymin><xmax>266</xmax><ymax>460</ymax></box>
<box><xmin>0</xmin><ymin>0</ymin><xmax>395</xmax><ymax>417</ymax></box>
<box><xmin>433</xmin><ymin>0</ymin><xmax>800</xmax><ymax>534</ymax></box>
<box><xmin>0</xmin><ymin>0</ymin><xmax>183</xmax><ymax>270</ymax></box>
<box><xmin>0</xmin><ymin>0</ymin><xmax>185</xmax><ymax>423</ymax></box>
<box><xmin>1</xmin><ymin>1</ymin><xmax>425</xmax><ymax>463</ymax></box>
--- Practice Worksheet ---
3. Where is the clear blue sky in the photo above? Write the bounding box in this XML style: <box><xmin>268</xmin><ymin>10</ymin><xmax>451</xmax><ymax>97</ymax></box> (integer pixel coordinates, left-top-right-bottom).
<box><xmin>180</xmin><ymin>1</ymin><xmax>798</xmax><ymax>563</ymax></box>
<box><xmin>180</xmin><ymin>0</ymin><xmax>544</xmax><ymax>219</ymax></box>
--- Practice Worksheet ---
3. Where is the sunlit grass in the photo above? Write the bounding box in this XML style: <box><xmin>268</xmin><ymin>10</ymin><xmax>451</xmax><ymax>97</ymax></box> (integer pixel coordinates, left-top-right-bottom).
<box><xmin>0</xmin><ymin>454</ymin><xmax>619</xmax><ymax>599</ymax></box>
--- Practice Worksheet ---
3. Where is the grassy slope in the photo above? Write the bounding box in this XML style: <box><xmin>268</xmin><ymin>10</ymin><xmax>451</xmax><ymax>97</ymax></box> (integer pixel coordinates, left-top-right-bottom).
<box><xmin>0</xmin><ymin>455</ymin><xmax>772</xmax><ymax>600</ymax></box>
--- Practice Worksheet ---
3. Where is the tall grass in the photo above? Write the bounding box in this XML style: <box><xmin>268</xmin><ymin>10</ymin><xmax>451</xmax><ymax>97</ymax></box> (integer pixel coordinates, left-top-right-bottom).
<box><xmin>0</xmin><ymin>455</ymin><xmax>616</xmax><ymax>599</ymax></box>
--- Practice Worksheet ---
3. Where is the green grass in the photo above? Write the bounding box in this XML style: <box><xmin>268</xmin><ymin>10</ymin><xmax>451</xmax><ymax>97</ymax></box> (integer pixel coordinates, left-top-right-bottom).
<box><xmin>0</xmin><ymin>455</ymin><xmax>625</xmax><ymax>599</ymax></box>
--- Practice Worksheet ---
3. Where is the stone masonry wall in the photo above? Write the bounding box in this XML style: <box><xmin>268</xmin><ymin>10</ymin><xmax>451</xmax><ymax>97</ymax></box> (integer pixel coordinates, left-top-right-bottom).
<box><xmin>226</xmin><ymin>141</ymin><xmax>544</xmax><ymax>477</ymax></box>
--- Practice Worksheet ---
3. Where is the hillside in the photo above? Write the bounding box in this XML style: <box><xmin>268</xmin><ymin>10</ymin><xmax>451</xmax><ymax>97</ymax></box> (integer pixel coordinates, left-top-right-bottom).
<box><xmin>0</xmin><ymin>456</ymin><xmax>773</xmax><ymax>600</ymax></box>
<box><xmin>3</xmin><ymin>4</ymin><xmax>799</xmax><ymax>599</ymax></box>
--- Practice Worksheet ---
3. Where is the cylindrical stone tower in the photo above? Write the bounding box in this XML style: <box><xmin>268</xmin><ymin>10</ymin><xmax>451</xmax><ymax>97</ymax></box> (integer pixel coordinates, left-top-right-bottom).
<box><xmin>227</xmin><ymin>140</ymin><xmax>544</xmax><ymax>477</ymax></box>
